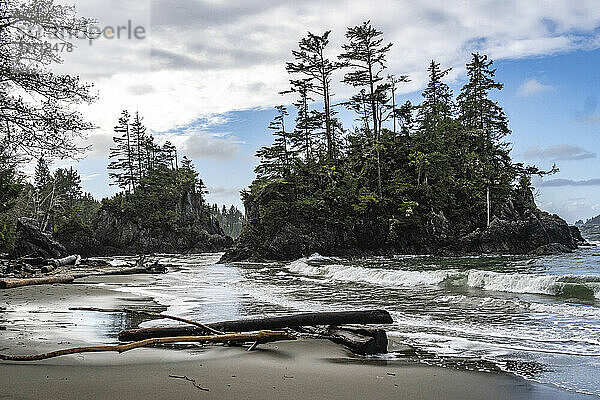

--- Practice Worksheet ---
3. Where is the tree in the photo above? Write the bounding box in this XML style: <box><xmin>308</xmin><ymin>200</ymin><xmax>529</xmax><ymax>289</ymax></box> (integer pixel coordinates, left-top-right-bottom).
<box><xmin>412</xmin><ymin>61</ymin><xmax>454</xmax><ymax>188</ymax></box>
<box><xmin>130</xmin><ymin>112</ymin><xmax>148</xmax><ymax>180</ymax></box>
<box><xmin>339</xmin><ymin>21</ymin><xmax>393</xmax><ymax>198</ymax></box>
<box><xmin>283</xmin><ymin>79</ymin><xmax>319</xmax><ymax>161</ymax></box>
<box><xmin>108</xmin><ymin>110</ymin><xmax>137</xmax><ymax>192</ymax></box>
<box><xmin>255</xmin><ymin>106</ymin><xmax>294</xmax><ymax>178</ymax></box>
<box><xmin>457</xmin><ymin>53</ymin><xmax>511</xmax><ymax>226</ymax></box>
<box><xmin>286</xmin><ymin>31</ymin><xmax>342</xmax><ymax>160</ymax></box>
<box><xmin>0</xmin><ymin>0</ymin><xmax>96</xmax><ymax>161</ymax></box>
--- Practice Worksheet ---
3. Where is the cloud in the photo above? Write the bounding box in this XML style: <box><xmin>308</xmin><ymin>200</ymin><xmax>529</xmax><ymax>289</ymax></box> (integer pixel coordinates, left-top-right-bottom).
<box><xmin>522</xmin><ymin>144</ymin><xmax>596</xmax><ymax>161</ymax></box>
<box><xmin>81</xmin><ymin>173</ymin><xmax>101</xmax><ymax>182</ymax></box>
<box><xmin>518</xmin><ymin>78</ymin><xmax>552</xmax><ymax>96</ymax></box>
<box><xmin>57</xmin><ymin>0</ymin><xmax>600</xmax><ymax>143</ymax></box>
<box><xmin>539</xmin><ymin>178</ymin><xmax>600</xmax><ymax>187</ymax></box>
<box><xmin>180</xmin><ymin>131</ymin><xmax>241</xmax><ymax>161</ymax></box>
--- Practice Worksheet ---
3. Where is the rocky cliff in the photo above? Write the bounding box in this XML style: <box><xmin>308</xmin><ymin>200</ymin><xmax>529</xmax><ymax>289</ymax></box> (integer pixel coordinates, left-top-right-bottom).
<box><xmin>221</xmin><ymin>181</ymin><xmax>586</xmax><ymax>262</ymax></box>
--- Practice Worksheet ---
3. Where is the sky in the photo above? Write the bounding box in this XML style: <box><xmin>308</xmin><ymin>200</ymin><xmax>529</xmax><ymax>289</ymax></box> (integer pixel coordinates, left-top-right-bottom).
<box><xmin>45</xmin><ymin>0</ymin><xmax>600</xmax><ymax>223</ymax></box>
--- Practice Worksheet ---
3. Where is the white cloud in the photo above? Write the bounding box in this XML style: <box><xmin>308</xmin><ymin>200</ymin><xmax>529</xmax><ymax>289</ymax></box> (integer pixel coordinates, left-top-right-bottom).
<box><xmin>518</xmin><ymin>78</ymin><xmax>553</xmax><ymax>96</ymax></box>
<box><xmin>81</xmin><ymin>173</ymin><xmax>101</xmax><ymax>182</ymax></box>
<box><xmin>52</xmin><ymin>0</ymin><xmax>600</xmax><ymax>145</ymax></box>
<box><xmin>522</xmin><ymin>144</ymin><xmax>596</xmax><ymax>161</ymax></box>
<box><xmin>179</xmin><ymin>131</ymin><xmax>241</xmax><ymax>161</ymax></box>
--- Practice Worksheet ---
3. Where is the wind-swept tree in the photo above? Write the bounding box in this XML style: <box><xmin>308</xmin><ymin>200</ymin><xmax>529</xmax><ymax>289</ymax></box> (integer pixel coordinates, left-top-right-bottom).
<box><xmin>108</xmin><ymin>110</ymin><xmax>137</xmax><ymax>192</ymax></box>
<box><xmin>255</xmin><ymin>106</ymin><xmax>294</xmax><ymax>178</ymax></box>
<box><xmin>286</xmin><ymin>31</ymin><xmax>342</xmax><ymax>161</ymax></box>
<box><xmin>457</xmin><ymin>53</ymin><xmax>511</xmax><ymax>226</ymax></box>
<box><xmin>339</xmin><ymin>21</ymin><xmax>393</xmax><ymax>197</ymax></box>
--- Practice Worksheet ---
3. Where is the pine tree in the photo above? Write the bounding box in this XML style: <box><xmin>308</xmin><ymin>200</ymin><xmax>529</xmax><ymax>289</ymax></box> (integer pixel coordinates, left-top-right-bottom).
<box><xmin>283</xmin><ymin>79</ymin><xmax>319</xmax><ymax>161</ymax></box>
<box><xmin>130</xmin><ymin>112</ymin><xmax>148</xmax><ymax>180</ymax></box>
<box><xmin>411</xmin><ymin>61</ymin><xmax>455</xmax><ymax>187</ymax></box>
<box><xmin>108</xmin><ymin>110</ymin><xmax>137</xmax><ymax>192</ymax></box>
<box><xmin>339</xmin><ymin>21</ymin><xmax>393</xmax><ymax>197</ymax></box>
<box><xmin>286</xmin><ymin>31</ymin><xmax>342</xmax><ymax>161</ymax></box>
<box><xmin>457</xmin><ymin>53</ymin><xmax>511</xmax><ymax>226</ymax></box>
<box><xmin>255</xmin><ymin>106</ymin><xmax>294</xmax><ymax>178</ymax></box>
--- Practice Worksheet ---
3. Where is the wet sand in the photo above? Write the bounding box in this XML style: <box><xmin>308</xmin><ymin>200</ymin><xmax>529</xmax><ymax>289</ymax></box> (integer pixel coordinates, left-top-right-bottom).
<box><xmin>0</xmin><ymin>277</ymin><xmax>594</xmax><ymax>400</ymax></box>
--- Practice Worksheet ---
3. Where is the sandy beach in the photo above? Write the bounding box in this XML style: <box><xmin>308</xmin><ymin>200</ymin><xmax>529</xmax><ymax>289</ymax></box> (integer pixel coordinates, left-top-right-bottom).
<box><xmin>0</xmin><ymin>276</ymin><xmax>594</xmax><ymax>400</ymax></box>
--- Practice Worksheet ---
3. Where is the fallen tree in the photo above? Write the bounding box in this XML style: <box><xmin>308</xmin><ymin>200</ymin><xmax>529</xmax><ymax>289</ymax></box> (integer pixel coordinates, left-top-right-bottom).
<box><xmin>0</xmin><ymin>275</ymin><xmax>75</xmax><ymax>289</ymax></box>
<box><xmin>118</xmin><ymin>310</ymin><xmax>393</xmax><ymax>341</ymax></box>
<box><xmin>0</xmin><ymin>330</ymin><xmax>296</xmax><ymax>361</ymax></box>
<box><xmin>0</xmin><ymin>264</ymin><xmax>168</xmax><ymax>290</ymax></box>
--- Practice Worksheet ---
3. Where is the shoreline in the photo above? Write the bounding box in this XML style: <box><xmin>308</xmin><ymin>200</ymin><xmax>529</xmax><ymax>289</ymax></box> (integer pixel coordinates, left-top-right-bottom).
<box><xmin>0</xmin><ymin>274</ymin><xmax>595</xmax><ymax>399</ymax></box>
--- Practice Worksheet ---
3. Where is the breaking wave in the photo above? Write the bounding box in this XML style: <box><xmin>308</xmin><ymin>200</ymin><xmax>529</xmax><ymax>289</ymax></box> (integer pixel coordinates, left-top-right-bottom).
<box><xmin>286</xmin><ymin>258</ymin><xmax>600</xmax><ymax>300</ymax></box>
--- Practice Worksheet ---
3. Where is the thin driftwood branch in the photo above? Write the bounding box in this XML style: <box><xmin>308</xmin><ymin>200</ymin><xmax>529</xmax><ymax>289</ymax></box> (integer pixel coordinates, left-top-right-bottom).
<box><xmin>0</xmin><ymin>330</ymin><xmax>296</xmax><ymax>361</ymax></box>
<box><xmin>69</xmin><ymin>306</ymin><xmax>224</xmax><ymax>335</ymax></box>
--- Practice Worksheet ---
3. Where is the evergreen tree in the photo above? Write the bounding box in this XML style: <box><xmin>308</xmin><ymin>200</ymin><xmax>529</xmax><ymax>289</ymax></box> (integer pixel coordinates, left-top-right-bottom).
<box><xmin>339</xmin><ymin>21</ymin><xmax>393</xmax><ymax>197</ymax></box>
<box><xmin>286</xmin><ymin>31</ymin><xmax>342</xmax><ymax>160</ymax></box>
<box><xmin>457</xmin><ymin>53</ymin><xmax>511</xmax><ymax>226</ymax></box>
<box><xmin>283</xmin><ymin>79</ymin><xmax>319</xmax><ymax>161</ymax></box>
<box><xmin>108</xmin><ymin>110</ymin><xmax>137</xmax><ymax>192</ymax></box>
<box><xmin>131</xmin><ymin>112</ymin><xmax>149</xmax><ymax>180</ymax></box>
<box><xmin>255</xmin><ymin>106</ymin><xmax>294</xmax><ymax>178</ymax></box>
<box><xmin>412</xmin><ymin>61</ymin><xmax>454</xmax><ymax>188</ymax></box>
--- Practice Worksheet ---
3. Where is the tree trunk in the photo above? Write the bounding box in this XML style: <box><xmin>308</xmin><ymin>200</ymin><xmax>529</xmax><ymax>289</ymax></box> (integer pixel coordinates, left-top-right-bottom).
<box><xmin>118</xmin><ymin>310</ymin><xmax>393</xmax><ymax>341</ymax></box>
<box><xmin>0</xmin><ymin>275</ymin><xmax>75</xmax><ymax>289</ymax></box>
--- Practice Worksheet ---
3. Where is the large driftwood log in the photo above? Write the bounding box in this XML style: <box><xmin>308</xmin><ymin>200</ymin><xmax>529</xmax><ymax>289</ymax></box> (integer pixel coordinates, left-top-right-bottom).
<box><xmin>119</xmin><ymin>310</ymin><xmax>393</xmax><ymax>341</ymax></box>
<box><xmin>0</xmin><ymin>330</ymin><xmax>296</xmax><ymax>361</ymax></box>
<box><xmin>296</xmin><ymin>325</ymin><xmax>388</xmax><ymax>354</ymax></box>
<box><xmin>0</xmin><ymin>275</ymin><xmax>75</xmax><ymax>289</ymax></box>
<box><xmin>73</xmin><ymin>263</ymin><xmax>167</xmax><ymax>279</ymax></box>
<box><xmin>1</xmin><ymin>264</ymin><xmax>167</xmax><ymax>289</ymax></box>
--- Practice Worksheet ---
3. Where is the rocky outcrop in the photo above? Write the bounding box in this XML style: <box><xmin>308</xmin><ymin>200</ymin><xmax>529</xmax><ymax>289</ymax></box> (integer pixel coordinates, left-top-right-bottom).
<box><xmin>60</xmin><ymin>210</ymin><xmax>233</xmax><ymax>257</ymax></box>
<box><xmin>456</xmin><ymin>208</ymin><xmax>578</xmax><ymax>255</ymax></box>
<box><xmin>221</xmin><ymin>182</ymin><xmax>583</xmax><ymax>262</ymax></box>
<box><xmin>11</xmin><ymin>218</ymin><xmax>67</xmax><ymax>259</ymax></box>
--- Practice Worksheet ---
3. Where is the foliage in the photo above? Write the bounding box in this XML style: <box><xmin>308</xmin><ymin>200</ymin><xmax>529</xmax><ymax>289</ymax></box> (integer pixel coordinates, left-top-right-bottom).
<box><xmin>212</xmin><ymin>204</ymin><xmax>244</xmax><ymax>238</ymax></box>
<box><xmin>0</xmin><ymin>0</ymin><xmax>96</xmax><ymax>161</ymax></box>
<box><xmin>250</xmin><ymin>24</ymin><xmax>556</xmax><ymax>252</ymax></box>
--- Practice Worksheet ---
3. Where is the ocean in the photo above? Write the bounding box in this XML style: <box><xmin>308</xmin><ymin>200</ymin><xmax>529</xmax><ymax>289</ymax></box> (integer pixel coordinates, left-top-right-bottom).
<box><xmin>97</xmin><ymin>226</ymin><xmax>600</xmax><ymax>397</ymax></box>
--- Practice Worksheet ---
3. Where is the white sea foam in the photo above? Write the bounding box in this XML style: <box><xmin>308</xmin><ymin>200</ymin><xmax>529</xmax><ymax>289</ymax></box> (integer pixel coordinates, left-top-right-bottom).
<box><xmin>286</xmin><ymin>257</ymin><xmax>600</xmax><ymax>299</ymax></box>
<box><xmin>286</xmin><ymin>258</ymin><xmax>451</xmax><ymax>287</ymax></box>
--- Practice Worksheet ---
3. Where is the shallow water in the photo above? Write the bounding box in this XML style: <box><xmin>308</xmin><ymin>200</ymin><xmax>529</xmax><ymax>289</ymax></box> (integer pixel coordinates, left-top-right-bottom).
<box><xmin>91</xmin><ymin>231</ymin><xmax>600</xmax><ymax>397</ymax></box>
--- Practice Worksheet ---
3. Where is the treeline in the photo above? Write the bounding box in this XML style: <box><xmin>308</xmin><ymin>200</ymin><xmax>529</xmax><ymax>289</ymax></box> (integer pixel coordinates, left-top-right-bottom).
<box><xmin>108</xmin><ymin>110</ymin><xmax>180</xmax><ymax>193</ymax></box>
<box><xmin>0</xmin><ymin>157</ymin><xmax>100</xmax><ymax>250</ymax></box>
<box><xmin>247</xmin><ymin>21</ymin><xmax>552</xmax><ymax>251</ymax></box>
<box><xmin>102</xmin><ymin>110</ymin><xmax>211</xmax><ymax>231</ymax></box>
<box><xmin>212</xmin><ymin>204</ymin><xmax>244</xmax><ymax>238</ymax></box>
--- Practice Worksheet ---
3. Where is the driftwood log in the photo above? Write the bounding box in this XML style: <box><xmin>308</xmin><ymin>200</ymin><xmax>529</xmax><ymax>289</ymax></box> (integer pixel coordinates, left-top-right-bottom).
<box><xmin>0</xmin><ymin>264</ymin><xmax>167</xmax><ymax>289</ymax></box>
<box><xmin>0</xmin><ymin>275</ymin><xmax>75</xmax><ymax>289</ymax></box>
<box><xmin>295</xmin><ymin>325</ymin><xmax>388</xmax><ymax>354</ymax></box>
<box><xmin>118</xmin><ymin>310</ymin><xmax>393</xmax><ymax>341</ymax></box>
<box><xmin>0</xmin><ymin>330</ymin><xmax>296</xmax><ymax>361</ymax></box>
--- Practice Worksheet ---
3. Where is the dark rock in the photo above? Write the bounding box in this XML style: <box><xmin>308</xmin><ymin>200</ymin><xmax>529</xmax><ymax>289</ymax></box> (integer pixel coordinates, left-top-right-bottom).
<box><xmin>88</xmin><ymin>209</ymin><xmax>232</xmax><ymax>256</ymax></box>
<box><xmin>11</xmin><ymin>218</ymin><xmax>67</xmax><ymax>259</ymax></box>
<box><xmin>221</xmin><ymin>180</ymin><xmax>583</xmax><ymax>262</ymax></box>
<box><xmin>569</xmin><ymin>225</ymin><xmax>587</xmax><ymax>245</ymax></box>
<box><xmin>533</xmin><ymin>243</ymin><xmax>573</xmax><ymax>255</ymax></box>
